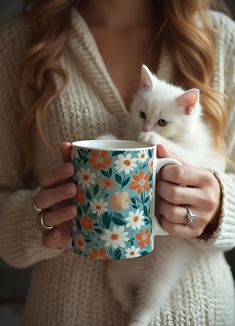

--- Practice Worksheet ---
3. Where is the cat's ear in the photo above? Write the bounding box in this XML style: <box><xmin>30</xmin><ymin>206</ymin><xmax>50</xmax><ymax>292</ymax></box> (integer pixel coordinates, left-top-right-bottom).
<box><xmin>176</xmin><ymin>89</ymin><xmax>200</xmax><ymax>115</ymax></box>
<box><xmin>140</xmin><ymin>65</ymin><xmax>154</xmax><ymax>90</ymax></box>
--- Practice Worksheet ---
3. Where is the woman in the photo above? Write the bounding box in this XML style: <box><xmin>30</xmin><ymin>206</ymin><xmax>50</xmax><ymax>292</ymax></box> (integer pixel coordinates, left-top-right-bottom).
<box><xmin>0</xmin><ymin>0</ymin><xmax>234</xmax><ymax>325</ymax></box>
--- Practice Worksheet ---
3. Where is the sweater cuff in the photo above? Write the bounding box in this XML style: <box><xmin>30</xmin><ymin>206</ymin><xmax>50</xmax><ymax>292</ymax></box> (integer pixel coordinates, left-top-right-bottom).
<box><xmin>190</xmin><ymin>170</ymin><xmax>235</xmax><ymax>250</ymax></box>
<box><xmin>0</xmin><ymin>188</ymin><xmax>63</xmax><ymax>268</ymax></box>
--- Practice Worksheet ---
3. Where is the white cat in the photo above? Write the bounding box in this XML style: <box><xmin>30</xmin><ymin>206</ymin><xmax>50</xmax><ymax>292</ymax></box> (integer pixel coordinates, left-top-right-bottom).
<box><xmin>99</xmin><ymin>65</ymin><xmax>225</xmax><ymax>326</ymax></box>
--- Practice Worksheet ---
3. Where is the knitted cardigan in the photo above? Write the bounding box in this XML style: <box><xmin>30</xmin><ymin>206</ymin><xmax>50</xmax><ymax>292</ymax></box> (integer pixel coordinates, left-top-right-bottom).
<box><xmin>0</xmin><ymin>8</ymin><xmax>235</xmax><ymax>326</ymax></box>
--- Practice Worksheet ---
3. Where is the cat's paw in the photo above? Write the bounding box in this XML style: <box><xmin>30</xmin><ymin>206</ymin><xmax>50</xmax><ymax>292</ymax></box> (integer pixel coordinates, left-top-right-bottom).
<box><xmin>138</xmin><ymin>131</ymin><xmax>162</xmax><ymax>146</ymax></box>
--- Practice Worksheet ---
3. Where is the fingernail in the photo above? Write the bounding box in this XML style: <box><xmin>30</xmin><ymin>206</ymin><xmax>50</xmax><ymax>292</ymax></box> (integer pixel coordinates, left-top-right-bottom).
<box><xmin>66</xmin><ymin>184</ymin><xmax>75</xmax><ymax>194</ymax></box>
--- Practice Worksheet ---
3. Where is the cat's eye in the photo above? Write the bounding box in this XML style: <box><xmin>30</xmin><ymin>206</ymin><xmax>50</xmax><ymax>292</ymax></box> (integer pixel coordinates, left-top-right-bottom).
<box><xmin>158</xmin><ymin>119</ymin><xmax>167</xmax><ymax>127</ymax></box>
<box><xmin>139</xmin><ymin>111</ymin><xmax>147</xmax><ymax>120</ymax></box>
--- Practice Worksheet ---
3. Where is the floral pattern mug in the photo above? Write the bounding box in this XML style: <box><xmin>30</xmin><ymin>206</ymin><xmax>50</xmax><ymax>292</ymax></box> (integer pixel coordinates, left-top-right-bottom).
<box><xmin>71</xmin><ymin>140</ymin><xmax>181</xmax><ymax>260</ymax></box>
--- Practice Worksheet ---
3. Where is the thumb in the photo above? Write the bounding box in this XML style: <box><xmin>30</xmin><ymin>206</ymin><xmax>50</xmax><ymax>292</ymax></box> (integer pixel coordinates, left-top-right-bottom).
<box><xmin>157</xmin><ymin>144</ymin><xmax>186</xmax><ymax>165</ymax></box>
<box><xmin>157</xmin><ymin>144</ymin><xmax>171</xmax><ymax>158</ymax></box>
<box><xmin>60</xmin><ymin>142</ymin><xmax>72</xmax><ymax>163</ymax></box>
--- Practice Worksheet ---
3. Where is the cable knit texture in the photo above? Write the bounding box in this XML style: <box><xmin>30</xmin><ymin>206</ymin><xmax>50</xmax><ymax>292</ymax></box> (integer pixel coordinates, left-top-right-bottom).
<box><xmin>0</xmin><ymin>8</ymin><xmax>235</xmax><ymax>326</ymax></box>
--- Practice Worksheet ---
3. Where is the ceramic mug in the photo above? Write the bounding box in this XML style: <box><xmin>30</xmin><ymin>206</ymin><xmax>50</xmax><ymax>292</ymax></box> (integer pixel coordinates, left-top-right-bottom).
<box><xmin>70</xmin><ymin>140</ymin><xmax>181</xmax><ymax>260</ymax></box>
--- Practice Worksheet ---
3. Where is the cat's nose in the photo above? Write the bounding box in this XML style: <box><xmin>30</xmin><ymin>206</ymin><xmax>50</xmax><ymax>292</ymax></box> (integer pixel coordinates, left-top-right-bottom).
<box><xmin>143</xmin><ymin>124</ymin><xmax>152</xmax><ymax>132</ymax></box>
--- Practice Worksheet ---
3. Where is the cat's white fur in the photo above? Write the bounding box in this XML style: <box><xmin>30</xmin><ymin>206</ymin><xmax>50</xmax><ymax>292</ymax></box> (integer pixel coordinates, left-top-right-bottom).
<box><xmin>99</xmin><ymin>65</ymin><xmax>226</xmax><ymax>326</ymax></box>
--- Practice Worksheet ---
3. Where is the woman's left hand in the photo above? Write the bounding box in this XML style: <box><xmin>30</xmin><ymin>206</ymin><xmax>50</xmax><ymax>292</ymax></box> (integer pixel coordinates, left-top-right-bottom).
<box><xmin>156</xmin><ymin>145</ymin><xmax>222</xmax><ymax>239</ymax></box>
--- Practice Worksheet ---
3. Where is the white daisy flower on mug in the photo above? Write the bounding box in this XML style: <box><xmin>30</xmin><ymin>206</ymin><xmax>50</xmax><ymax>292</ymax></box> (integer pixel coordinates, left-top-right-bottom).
<box><xmin>90</xmin><ymin>198</ymin><xmax>108</xmax><ymax>216</ymax></box>
<box><xmin>114</xmin><ymin>154</ymin><xmax>137</xmax><ymax>173</ymax></box>
<box><xmin>125</xmin><ymin>246</ymin><xmax>140</xmax><ymax>258</ymax></box>
<box><xmin>137</xmin><ymin>150</ymin><xmax>149</xmax><ymax>163</ymax></box>
<box><xmin>125</xmin><ymin>209</ymin><xmax>145</xmax><ymax>230</ymax></box>
<box><xmin>101</xmin><ymin>226</ymin><xmax>129</xmax><ymax>249</ymax></box>
<box><xmin>77</xmin><ymin>168</ymin><xmax>96</xmax><ymax>189</ymax></box>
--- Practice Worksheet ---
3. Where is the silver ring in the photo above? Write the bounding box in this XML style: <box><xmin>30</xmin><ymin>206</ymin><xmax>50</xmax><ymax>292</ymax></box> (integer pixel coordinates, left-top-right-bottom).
<box><xmin>185</xmin><ymin>205</ymin><xmax>196</xmax><ymax>226</ymax></box>
<box><xmin>32</xmin><ymin>198</ymin><xmax>43</xmax><ymax>213</ymax></box>
<box><xmin>40</xmin><ymin>212</ymin><xmax>54</xmax><ymax>230</ymax></box>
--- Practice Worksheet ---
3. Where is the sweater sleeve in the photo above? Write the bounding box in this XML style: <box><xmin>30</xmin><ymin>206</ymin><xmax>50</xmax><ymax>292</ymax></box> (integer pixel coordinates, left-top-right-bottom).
<box><xmin>0</xmin><ymin>19</ymin><xmax>63</xmax><ymax>268</ymax></box>
<box><xmin>190</xmin><ymin>13</ymin><xmax>235</xmax><ymax>251</ymax></box>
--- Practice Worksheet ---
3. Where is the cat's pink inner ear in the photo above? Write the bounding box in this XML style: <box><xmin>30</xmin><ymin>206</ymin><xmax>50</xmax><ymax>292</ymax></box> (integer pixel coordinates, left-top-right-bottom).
<box><xmin>176</xmin><ymin>89</ymin><xmax>199</xmax><ymax>115</ymax></box>
<box><xmin>140</xmin><ymin>65</ymin><xmax>153</xmax><ymax>90</ymax></box>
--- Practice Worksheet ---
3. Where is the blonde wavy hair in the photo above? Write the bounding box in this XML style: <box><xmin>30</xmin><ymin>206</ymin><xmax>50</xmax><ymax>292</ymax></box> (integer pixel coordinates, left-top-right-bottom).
<box><xmin>19</xmin><ymin>0</ymin><xmax>230</xmax><ymax>174</ymax></box>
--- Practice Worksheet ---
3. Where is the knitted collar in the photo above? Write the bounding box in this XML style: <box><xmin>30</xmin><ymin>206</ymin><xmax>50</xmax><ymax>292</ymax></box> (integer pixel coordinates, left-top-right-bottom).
<box><xmin>68</xmin><ymin>7</ymin><xmax>173</xmax><ymax>122</ymax></box>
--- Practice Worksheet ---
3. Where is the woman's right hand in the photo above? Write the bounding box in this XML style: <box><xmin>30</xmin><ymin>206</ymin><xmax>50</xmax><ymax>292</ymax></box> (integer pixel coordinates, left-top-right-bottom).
<box><xmin>34</xmin><ymin>142</ymin><xmax>77</xmax><ymax>249</ymax></box>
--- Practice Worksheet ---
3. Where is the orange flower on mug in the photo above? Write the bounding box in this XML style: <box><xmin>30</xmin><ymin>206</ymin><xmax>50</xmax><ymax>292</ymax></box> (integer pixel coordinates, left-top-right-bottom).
<box><xmin>80</xmin><ymin>216</ymin><xmax>93</xmax><ymax>230</ymax></box>
<box><xmin>89</xmin><ymin>150</ymin><xmax>112</xmax><ymax>169</ymax></box>
<box><xmin>74</xmin><ymin>190</ymin><xmax>85</xmax><ymax>204</ymax></box>
<box><xmin>148</xmin><ymin>159</ymin><xmax>154</xmax><ymax>171</ymax></box>
<box><xmin>129</xmin><ymin>171</ymin><xmax>150</xmax><ymax>193</ymax></box>
<box><xmin>77</xmin><ymin>234</ymin><xmax>86</xmax><ymax>250</ymax></box>
<box><xmin>98</xmin><ymin>178</ymin><xmax>116</xmax><ymax>190</ymax></box>
<box><xmin>108</xmin><ymin>191</ymin><xmax>130</xmax><ymax>210</ymax></box>
<box><xmin>90</xmin><ymin>248</ymin><xmax>110</xmax><ymax>260</ymax></box>
<box><xmin>135</xmin><ymin>229</ymin><xmax>150</xmax><ymax>248</ymax></box>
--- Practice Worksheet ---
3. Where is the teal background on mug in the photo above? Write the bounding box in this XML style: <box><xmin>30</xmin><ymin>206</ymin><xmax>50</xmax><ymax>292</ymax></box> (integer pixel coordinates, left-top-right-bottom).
<box><xmin>71</xmin><ymin>145</ymin><xmax>155</xmax><ymax>260</ymax></box>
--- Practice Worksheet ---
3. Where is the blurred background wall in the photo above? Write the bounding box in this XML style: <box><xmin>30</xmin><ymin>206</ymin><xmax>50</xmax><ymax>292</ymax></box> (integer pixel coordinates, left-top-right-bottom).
<box><xmin>0</xmin><ymin>1</ymin><xmax>235</xmax><ymax>326</ymax></box>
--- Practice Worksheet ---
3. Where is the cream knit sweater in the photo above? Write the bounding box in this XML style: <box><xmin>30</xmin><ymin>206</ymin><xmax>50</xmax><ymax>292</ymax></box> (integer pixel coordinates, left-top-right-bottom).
<box><xmin>0</xmin><ymin>8</ymin><xmax>235</xmax><ymax>326</ymax></box>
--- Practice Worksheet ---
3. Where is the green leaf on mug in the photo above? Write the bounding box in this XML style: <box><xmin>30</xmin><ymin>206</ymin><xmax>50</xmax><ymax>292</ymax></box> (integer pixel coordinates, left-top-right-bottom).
<box><xmin>141</xmin><ymin>251</ymin><xmax>149</xmax><ymax>256</ymax></box>
<box><xmin>148</xmin><ymin>149</ymin><xmax>152</xmax><ymax>158</ymax></box>
<box><xmin>112</xmin><ymin>151</ymin><xmax>125</xmax><ymax>157</ymax></box>
<box><xmin>149</xmin><ymin>174</ymin><xmax>153</xmax><ymax>182</ymax></box>
<box><xmin>115</xmin><ymin>174</ymin><xmax>122</xmax><ymax>185</ymax></box>
<box><xmin>86</xmin><ymin>190</ymin><xmax>92</xmax><ymax>200</ymax></box>
<box><xmin>81</xmin><ymin>204</ymin><xmax>87</xmax><ymax>213</ymax></box>
<box><xmin>101</xmin><ymin>170</ymin><xmax>109</xmax><ymax>177</ymax></box>
<box><xmin>144</xmin><ymin>196</ymin><xmax>149</xmax><ymax>204</ymax></box>
<box><xmin>108</xmin><ymin>167</ymin><xmax>112</xmax><ymax>177</ymax></box>
<box><xmin>102</xmin><ymin>212</ymin><xmax>112</xmax><ymax>229</ymax></box>
<box><xmin>144</xmin><ymin>206</ymin><xmax>149</xmax><ymax>216</ymax></box>
<box><xmin>104</xmin><ymin>193</ymin><xmax>109</xmax><ymax>199</ymax></box>
<box><xmin>141</xmin><ymin>192</ymin><xmax>144</xmax><ymax>203</ymax></box>
<box><xmin>77</xmin><ymin>149</ymin><xmax>83</xmax><ymax>159</ymax></box>
<box><xmin>122</xmin><ymin>176</ymin><xmax>130</xmax><ymax>188</ymax></box>
<box><xmin>132</xmin><ymin>204</ymin><xmax>138</xmax><ymax>209</ymax></box>
<box><xmin>93</xmin><ymin>184</ymin><xmax>99</xmax><ymax>196</ymax></box>
<box><xmin>144</xmin><ymin>218</ymin><xmax>150</xmax><ymax>225</ymax></box>
<box><xmin>84</xmin><ymin>149</ymin><xmax>90</xmax><ymax>157</ymax></box>
<box><xmin>77</xmin><ymin>207</ymin><xmax>83</xmax><ymax>217</ymax></box>
<box><xmin>76</xmin><ymin>218</ymin><xmax>81</xmax><ymax>232</ymax></box>
<box><xmin>112</xmin><ymin>217</ymin><xmax>126</xmax><ymax>226</ymax></box>
<box><xmin>114</xmin><ymin>248</ymin><xmax>122</xmax><ymax>260</ymax></box>
<box><xmin>133</xmin><ymin>196</ymin><xmax>142</xmax><ymax>204</ymax></box>
<box><xmin>86</xmin><ymin>202</ymin><xmax>90</xmax><ymax>210</ymax></box>
<box><xmin>94</xmin><ymin>228</ymin><xmax>103</xmax><ymax>234</ymax></box>
<box><xmin>131</xmin><ymin>198</ymin><xmax>136</xmax><ymax>205</ymax></box>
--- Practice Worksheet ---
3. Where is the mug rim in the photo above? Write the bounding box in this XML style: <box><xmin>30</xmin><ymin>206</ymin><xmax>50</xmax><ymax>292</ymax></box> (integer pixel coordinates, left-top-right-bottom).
<box><xmin>72</xmin><ymin>140</ymin><xmax>155</xmax><ymax>151</ymax></box>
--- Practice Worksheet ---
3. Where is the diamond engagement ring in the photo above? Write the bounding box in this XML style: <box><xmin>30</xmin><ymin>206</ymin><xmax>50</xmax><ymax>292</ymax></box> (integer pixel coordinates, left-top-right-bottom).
<box><xmin>185</xmin><ymin>205</ymin><xmax>196</xmax><ymax>226</ymax></box>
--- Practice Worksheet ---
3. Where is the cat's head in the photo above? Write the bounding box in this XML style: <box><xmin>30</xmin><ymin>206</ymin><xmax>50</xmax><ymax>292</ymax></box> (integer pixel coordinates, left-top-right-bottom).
<box><xmin>130</xmin><ymin>65</ymin><xmax>202</xmax><ymax>141</ymax></box>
